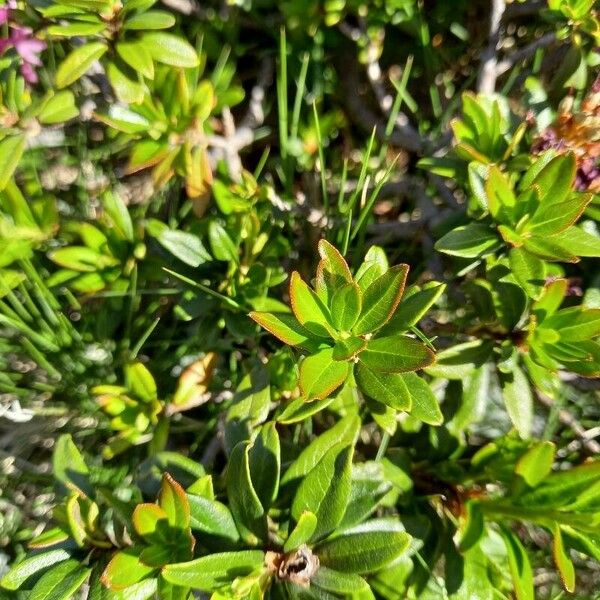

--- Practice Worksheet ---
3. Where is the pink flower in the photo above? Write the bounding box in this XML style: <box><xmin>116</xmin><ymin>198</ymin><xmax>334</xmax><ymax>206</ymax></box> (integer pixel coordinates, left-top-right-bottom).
<box><xmin>0</xmin><ymin>24</ymin><xmax>46</xmax><ymax>83</ymax></box>
<box><xmin>0</xmin><ymin>1</ymin><xmax>17</xmax><ymax>25</ymax></box>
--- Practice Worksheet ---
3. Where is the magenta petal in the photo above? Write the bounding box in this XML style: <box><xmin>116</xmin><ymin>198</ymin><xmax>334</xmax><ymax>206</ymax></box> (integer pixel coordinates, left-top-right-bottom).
<box><xmin>20</xmin><ymin>62</ymin><xmax>38</xmax><ymax>84</ymax></box>
<box><xmin>0</xmin><ymin>7</ymin><xmax>10</xmax><ymax>25</ymax></box>
<box><xmin>14</xmin><ymin>38</ymin><xmax>46</xmax><ymax>66</ymax></box>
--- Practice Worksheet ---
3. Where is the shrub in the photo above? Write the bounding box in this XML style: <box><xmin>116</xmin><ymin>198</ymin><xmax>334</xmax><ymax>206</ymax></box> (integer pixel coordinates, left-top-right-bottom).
<box><xmin>0</xmin><ymin>0</ymin><xmax>599</xmax><ymax>598</ymax></box>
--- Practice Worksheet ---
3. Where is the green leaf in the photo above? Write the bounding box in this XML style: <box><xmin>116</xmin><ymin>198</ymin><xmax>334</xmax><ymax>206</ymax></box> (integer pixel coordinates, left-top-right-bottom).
<box><xmin>516</xmin><ymin>461</ymin><xmax>600</xmax><ymax>509</ymax></box>
<box><xmin>549</xmin><ymin>226</ymin><xmax>600</xmax><ymax>258</ymax></box>
<box><xmin>500</xmin><ymin>365</ymin><xmax>532</xmax><ymax>439</ymax></box>
<box><xmin>47</xmin><ymin>22</ymin><xmax>106</xmax><ymax>37</ymax></box>
<box><xmin>0</xmin><ymin>550</ymin><xmax>71</xmax><ymax>591</ymax></box>
<box><xmin>102</xmin><ymin>191</ymin><xmax>134</xmax><ymax>242</ymax></box>
<box><xmin>161</xmin><ymin>551</ymin><xmax>265</xmax><ymax>591</ymax></box>
<box><xmin>123</xmin><ymin>10</ymin><xmax>175</xmax><ymax>29</ymax></box>
<box><xmin>284</xmin><ymin>511</ymin><xmax>318</xmax><ymax>552</ymax></box>
<box><xmin>500</xmin><ymin>528</ymin><xmax>534</xmax><ymax>600</ymax></box>
<box><xmin>456</xmin><ymin>501</ymin><xmax>484</xmax><ymax>552</ymax></box>
<box><xmin>353</xmin><ymin>265</ymin><xmax>408</xmax><ymax>334</ymax></box>
<box><xmin>330</xmin><ymin>282</ymin><xmax>362</xmax><ymax>331</ymax></box>
<box><xmin>553</xmin><ymin>525</ymin><xmax>576</xmax><ymax>593</ymax></box>
<box><xmin>56</xmin><ymin>42</ymin><xmax>108</xmax><ymax>88</ymax></box>
<box><xmin>52</xmin><ymin>434</ymin><xmax>92</xmax><ymax>497</ymax></box>
<box><xmin>250</xmin><ymin>311</ymin><xmax>319</xmax><ymax>350</ymax></box>
<box><xmin>282</xmin><ymin>415</ymin><xmax>360</xmax><ymax>485</ymax></box>
<box><xmin>509</xmin><ymin>247</ymin><xmax>546</xmax><ymax>299</ymax></box>
<box><xmin>359</xmin><ymin>335</ymin><xmax>434</xmax><ymax>373</ymax></box>
<box><xmin>332</xmin><ymin>336</ymin><xmax>366</xmax><ymax>360</ymax></box>
<box><xmin>227</xmin><ymin>442</ymin><xmax>267</xmax><ymax>544</ymax></box>
<box><xmin>277</xmin><ymin>396</ymin><xmax>336</xmax><ymax>424</ymax></box>
<box><xmin>299</xmin><ymin>347</ymin><xmax>350</xmax><ymax>401</ymax></box>
<box><xmin>354</xmin><ymin>246</ymin><xmax>389</xmax><ymax>293</ymax></box>
<box><xmin>312</xmin><ymin>568</ymin><xmax>369</xmax><ymax>594</ymax></box>
<box><xmin>48</xmin><ymin>246</ymin><xmax>118</xmax><ymax>272</ymax></box>
<box><xmin>38</xmin><ymin>91</ymin><xmax>79</xmax><ymax>124</ymax></box>
<box><xmin>248</xmin><ymin>422</ymin><xmax>280</xmax><ymax>510</ymax></box>
<box><xmin>447</xmin><ymin>366</ymin><xmax>489</xmax><ymax>436</ymax></box>
<box><xmin>290</xmin><ymin>272</ymin><xmax>335</xmax><ymax>337</ymax></box>
<box><xmin>434</xmin><ymin>223</ymin><xmax>500</xmax><ymax>258</ymax></box>
<box><xmin>485</xmin><ymin>166</ymin><xmax>516</xmax><ymax>220</ymax></box>
<box><xmin>159</xmin><ymin>473</ymin><xmax>190</xmax><ymax>529</ymax></box>
<box><xmin>132</xmin><ymin>503</ymin><xmax>168</xmax><ymax>538</ymax></box>
<box><xmin>533</xmin><ymin>279</ymin><xmax>567</xmax><ymax>321</ymax></box>
<box><xmin>543</xmin><ymin>307</ymin><xmax>600</xmax><ymax>342</ymax></box>
<box><xmin>317</xmin><ymin>239</ymin><xmax>353</xmax><ymax>281</ymax></box>
<box><xmin>116</xmin><ymin>41</ymin><xmax>154</xmax><ymax>79</ymax></box>
<box><xmin>515</xmin><ymin>441</ymin><xmax>555</xmax><ymax>487</ymax></box>
<box><xmin>532</xmin><ymin>153</ymin><xmax>576</xmax><ymax>207</ymax></box>
<box><xmin>0</xmin><ymin>135</ymin><xmax>26</xmax><ymax>190</ymax></box>
<box><xmin>426</xmin><ymin>340</ymin><xmax>493</xmax><ymax>379</ymax></box>
<box><xmin>225</xmin><ymin>367</ymin><xmax>270</xmax><ymax>453</ymax></box>
<box><xmin>355</xmin><ymin>362</ymin><xmax>411</xmax><ymax>410</ymax></box>
<box><xmin>139</xmin><ymin>33</ymin><xmax>199</xmax><ymax>67</ymax></box>
<box><xmin>529</xmin><ymin>194</ymin><xmax>592</xmax><ymax>235</ymax></box>
<box><xmin>125</xmin><ymin>362</ymin><xmax>157</xmax><ymax>402</ymax></box>
<box><xmin>291</xmin><ymin>443</ymin><xmax>353</xmax><ymax>541</ymax></box>
<box><xmin>188</xmin><ymin>495</ymin><xmax>239</xmax><ymax>542</ymax></box>
<box><xmin>208</xmin><ymin>221</ymin><xmax>238</xmax><ymax>263</ymax></box>
<box><xmin>107</xmin><ymin>61</ymin><xmax>145</xmax><ymax>104</ymax></box>
<box><xmin>339</xmin><ymin>462</ymin><xmax>392</xmax><ymax>529</ymax></box>
<box><xmin>101</xmin><ymin>548</ymin><xmax>156</xmax><ymax>590</ymax></box>
<box><xmin>149</xmin><ymin>222</ymin><xmax>211</xmax><ymax>267</ymax></box>
<box><xmin>29</xmin><ymin>560</ymin><xmax>90</xmax><ymax>600</ymax></box>
<box><xmin>400</xmin><ymin>372</ymin><xmax>443</xmax><ymax>425</ymax></box>
<box><xmin>316</xmin><ymin>520</ymin><xmax>411</xmax><ymax>574</ymax></box>
<box><xmin>315</xmin><ymin>242</ymin><xmax>353</xmax><ymax>306</ymax></box>
<box><xmin>380</xmin><ymin>283</ymin><xmax>446</xmax><ymax>335</ymax></box>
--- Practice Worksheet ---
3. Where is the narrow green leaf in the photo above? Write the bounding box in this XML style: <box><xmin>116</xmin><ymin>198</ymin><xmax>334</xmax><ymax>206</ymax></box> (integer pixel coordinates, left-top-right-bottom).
<box><xmin>353</xmin><ymin>265</ymin><xmax>408</xmax><ymax>334</ymax></box>
<box><xmin>161</xmin><ymin>551</ymin><xmax>265</xmax><ymax>591</ymax></box>
<box><xmin>56</xmin><ymin>42</ymin><xmax>108</xmax><ymax>88</ymax></box>
<box><xmin>509</xmin><ymin>247</ymin><xmax>546</xmax><ymax>299</ymax></box>
<box><xmin>532</xmin><ymin>153</ymin><xmax>576</xmax><ymax>207</ymax></box>
<box><xmin>290</xmin><ymin>272</ymin><xmax>335</xmax><ymax>337</ymax></box>
<box><xmin>400</xmin><ymin>372</ymin><xmax>443</xmax><ymax>425</ymax></box>
<box><xmin>139</xmin><ymin>33</ymin><xmax>199</xmax><ymax>67</ymax></box>
<box><xmin>158</xmin><ymin>474</ymin><xmax>190</xmax><ymax>529</ymax></box>
<box><xmin>29</xmin><ymin>560</ymin><xmax>90</xmax><ymax>600</ymax></box>
<box><xmin>316</xmin><ymin>520</ymin><xmax>411</xmax><ymax>574</ymax></box>
<box><xmin>515</xmin><ymin>441</ymin><xmax>555</xmax><ymax>487</ymax></box>
<box><xmin>116</xmin><ymin>41</ymin><xmax>154</xmax><ymax>79</ymax></box>
<box><xmin>101</xmin><ymin>548</ymin><xmax>158</xmax><ymax>590</ymax></box>
<box><xmin>500</xmin><ymin>527</ymin><xmax>534</xmax><ymax>600</ymax></box>
<box><xmin>0</xmin><ymin>135</ymin><xmax>26</xmax><ymax>190</ymax></box>
<box><xmin>0</xmin><ymin>550</ymin><xmax>71</xmax><ymax>591</ymax></box>
<box><xmin>500</xmin><ymin>365</ymin><xmax>532</xmax><ymax>439</ymax></box>
<box><xmin>282</xmin><ymin>415</ymin><xmax>360</xmax><ymax>485</ymax></box>
<box><xmin>434</xmin><ymin>223</ymin><xmax>500</xmax><ymax>258</ymax></box>
<box><xmin>380</xmin><ymin>283</ymin><xmax>446</xmax><ymax>335</ymax></box>
<box><xmin>248</xmin><ymin>422</ymin><xmax>280</xmax><ymax>510</ymax></box>
<box><xmin>359</xmin><ymin>335</ymin><xmax>434</xmax><ymax>373</ymax></box>
<box><xmin>125</xmin><ymin>362</ymin><xmax>157</xmax><ymax>402</ymax></box>
<box><xmin>227</xmin><ymin>442</ymin><xmax>267</xmax><ymax>544</ymax></box>
<box><xmin>123</xmin><ymin>10</ymin><xmax>175</xmax><ymax>30</ymax></box>
<box><xmin>330</xmin><ymin>282</ymin><xmax>362</xmax><ymax>331</ymax></box>
<box><xmin>291</xmin><ymin>443</ymin><xmax>353</xmax><ymax>541</ymax></box>
<box><xmin>284</xmin><ymin>511</ymin><xmax>318</xmax><ymax>552</ymax></box>
<box><xmin>250</xmin><ymin>311</ymin><xmax>318</xmax><ymax>349</ymax></box>
<box><xmin>188</xmin><ymin>495</ymin><xmax>239</xmax><ymax>542</ymax></box>
<box><xmin>355</xmin><ymin>362</ymin><xmax>411</xmax><ymax>410</ymax></box>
